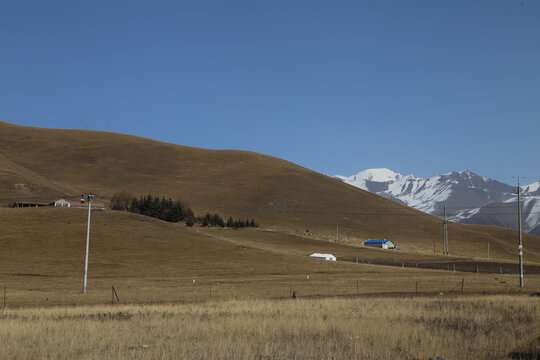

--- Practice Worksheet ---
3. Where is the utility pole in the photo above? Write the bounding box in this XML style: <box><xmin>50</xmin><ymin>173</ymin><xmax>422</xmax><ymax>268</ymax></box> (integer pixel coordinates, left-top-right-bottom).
<box><xmin>336</xmin><ymin>224</ymin><xmax>339</xmax><ymax>244</ymax></box>
<box><xmin>517</xmin><ymin>177</ymin><xmax>524</xmax><ymax>288</ymax></box>
<box><xmin>443</xmin><ymin>205</ymin><xmax>448</xmax><ymax>256</ymax></box>
<box><xmin>83</xmin><ymin>194</ymin><xmax>94</xmax><ymax>294</ymax></box>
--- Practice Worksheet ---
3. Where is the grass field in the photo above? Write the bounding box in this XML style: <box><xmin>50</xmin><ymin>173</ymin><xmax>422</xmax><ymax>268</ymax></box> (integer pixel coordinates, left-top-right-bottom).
<box><xmin>2</xmin><ymin>121</ymin><xmax>540</xmax><ymax>260</ymax></box>
<box><xmin>2</xmin><ymin>123</ymin><xmax>540</xmax><ymax>358</ymax></box>
<box><xmin>2</xmin><ymin>207</ymin><xmax>540</xmax><ymax>307</ymax></box>
<box><xmin>1</xmin><ymin>295</ymin><xmax>539</xmax><ymax>359</ymax></box>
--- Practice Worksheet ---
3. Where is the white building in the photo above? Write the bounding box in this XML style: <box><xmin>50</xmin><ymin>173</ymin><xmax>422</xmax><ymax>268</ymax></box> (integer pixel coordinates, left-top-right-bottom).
<box><xmin>362</xmin><ymin>239</ymin><xmax>398</xmax><ymax>249</ymax></box>
<box><xmin>54</xmin><ymin>199</ymin><xmax>71</xmax><ymax>207</ymax></box>
<box><xmin>309</xmin><ymin>253</ymin><xmax>337</xmax><ymax>261</ymax></box>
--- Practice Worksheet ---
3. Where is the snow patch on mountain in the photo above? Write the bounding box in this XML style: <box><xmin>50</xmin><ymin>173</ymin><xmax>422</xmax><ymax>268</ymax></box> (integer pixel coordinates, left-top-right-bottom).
<box><xmin>334</xmin><ymin>168</ymin><xmax>540</xmax><ymax>235</ymax></box>
<box><xmin>334</xmin><ymin>168</ymin><xmax>406</xmax><ymax>188</ymax></box>
<box><xmin>524</xmin><ymin>181</ymin><xmax>540</xmax><ymax>195</ymax></box>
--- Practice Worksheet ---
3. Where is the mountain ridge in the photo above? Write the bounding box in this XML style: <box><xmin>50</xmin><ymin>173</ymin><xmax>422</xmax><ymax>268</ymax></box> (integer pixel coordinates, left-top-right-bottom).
<box><xmin>335</xmin><ymin>168</ymin><xmax>540</xmax><ymax>236</ymax></box>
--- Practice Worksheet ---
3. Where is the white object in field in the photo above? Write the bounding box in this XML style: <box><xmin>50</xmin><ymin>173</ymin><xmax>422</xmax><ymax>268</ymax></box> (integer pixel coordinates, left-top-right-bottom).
<box><xmin>362</xmin><ymin>239</ymin><xmax>398</xmax><ymax>250</ymax></box>
<box><xmin>309</xmin><ymin>253</ymin><xmax>336</xmax><ymax>261</ymax></box>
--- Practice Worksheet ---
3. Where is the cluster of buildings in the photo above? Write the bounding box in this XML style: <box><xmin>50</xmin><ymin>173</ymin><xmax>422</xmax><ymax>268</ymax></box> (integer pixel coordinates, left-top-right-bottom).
<box><xmin>309</xmin><ymin>239</ymin><xmax>398</xmax><ymax>263</ymax></box>
<box><xmin>9</xmin><ymin>198</ymin><xmax>106</xmax><ymax>210</ymax></box>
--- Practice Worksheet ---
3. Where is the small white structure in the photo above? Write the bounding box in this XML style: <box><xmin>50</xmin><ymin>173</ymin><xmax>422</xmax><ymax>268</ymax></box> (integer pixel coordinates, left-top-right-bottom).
<box><xmin>54</xmin><ymin>199</ymin><xmax>71</xmax><ymax>207</ymax></box>
<box><xmin>310</xmin><ymin>253</ymin><xmax>337</xmax><ymax>261</ymax></box>
<box><xmin>362</xmin><ymin>239</ymin><xmax>398</xmax><ymax>250</ymax></box>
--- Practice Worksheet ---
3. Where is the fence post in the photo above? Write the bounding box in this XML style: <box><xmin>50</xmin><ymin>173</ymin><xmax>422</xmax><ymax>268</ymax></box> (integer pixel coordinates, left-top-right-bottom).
<box><xmin>461</xmin><ymin>279</ymin><xmax>464</xmax><ymax>293</ymax></box>
<box><xmin>209</xmin><ymin>285</ymin><xmax>212</xmax><ymax>300</ymax></box>
<box><xmin>415</xmin><ymin>281</ymin><xmax>418</xmax><ymax>294</ymax></box>
<box><xmin>3</xmin><ymin>285</ymin><xmax>5</xmax><ymax>307</ymax></box>
<box><xmin>112</xmin><ymin>286</ymin><xmax>120</xmax><ymax>303</ymax></box>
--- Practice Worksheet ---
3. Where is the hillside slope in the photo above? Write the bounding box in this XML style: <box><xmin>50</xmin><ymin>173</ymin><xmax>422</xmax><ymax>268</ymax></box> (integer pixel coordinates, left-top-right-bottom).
<box><xmin>1</xmin><ymin>121</ymin><xmax>539</xmax><ymax>260</ymax></box>
<box><xmin>2</xmin><ymin>208</ymin><xmax>540</xmax><ymax>307</ymax></box>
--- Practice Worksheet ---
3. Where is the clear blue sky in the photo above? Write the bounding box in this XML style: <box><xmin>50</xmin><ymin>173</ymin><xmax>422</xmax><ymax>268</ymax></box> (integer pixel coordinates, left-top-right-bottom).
<box><xmin>1</xmin><ymin>1</ymin><xmax>539</xmax><ymax>182</ymax></box>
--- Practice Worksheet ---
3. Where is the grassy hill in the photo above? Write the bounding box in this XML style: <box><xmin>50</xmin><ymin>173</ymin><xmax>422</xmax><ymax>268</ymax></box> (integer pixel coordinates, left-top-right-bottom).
<box><xmin>1</xmin><ymin>121</ymin><xmax>539</xmax><ymax>262</ymax></box>
<box><xmin>2</xmin><ymin>207</ymin><xmax>539</xmax><ymax>306</ymax></box>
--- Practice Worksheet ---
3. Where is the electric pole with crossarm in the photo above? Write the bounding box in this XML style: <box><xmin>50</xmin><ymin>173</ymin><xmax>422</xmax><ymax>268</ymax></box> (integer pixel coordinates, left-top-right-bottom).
<box><xmin>82</xmin><ymin>194</ymin><xmax>94</xmax><ymax>294</ymax></box>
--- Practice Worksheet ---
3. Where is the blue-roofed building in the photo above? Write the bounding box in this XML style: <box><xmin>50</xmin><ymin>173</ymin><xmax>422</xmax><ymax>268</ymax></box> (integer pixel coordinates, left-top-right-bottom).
<box><xmin>362</xmin><ymin>239</ymin><xmax>398</xmax><ymax>250</ymax></box>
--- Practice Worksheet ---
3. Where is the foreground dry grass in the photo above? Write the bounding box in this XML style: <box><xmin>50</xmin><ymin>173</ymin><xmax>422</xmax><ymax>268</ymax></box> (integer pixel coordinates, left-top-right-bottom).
<box><xmin>1</xmin><ymin>295</ymin><xmax>539</xmax><ymax>359</ymax></box>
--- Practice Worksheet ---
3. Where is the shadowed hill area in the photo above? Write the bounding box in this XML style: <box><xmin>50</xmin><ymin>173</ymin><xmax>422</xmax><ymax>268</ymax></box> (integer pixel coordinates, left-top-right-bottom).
<box><xmin>1</xmin><ymin>121</ymin><xmax>539</xmax><ymax>261</ymax></box>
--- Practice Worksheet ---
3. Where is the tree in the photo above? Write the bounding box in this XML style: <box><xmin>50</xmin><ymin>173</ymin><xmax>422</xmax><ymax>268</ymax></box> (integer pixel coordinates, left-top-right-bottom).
<box><xmin>201</xmin><ymin>217</ymin><xmax>209</xmax><ymax>227</ymax></box>
<box><xmin>214</xmin><ymin>214</ymin><xmax>225</xmax><ymax>227</ymax></box>
<box><xmin>129</xmin><ymin>197</ymin><xmax>139</xmax><ymax>213</ymax></box>
<box><xmin>110</xmin><ymin>191</ymin><xmax>133</xmax><ymax>211</ymax></box>
<box><xmin>124</xmin><ymin>193</ymin><xmax>190</xmax><ymax>223</ymax></box>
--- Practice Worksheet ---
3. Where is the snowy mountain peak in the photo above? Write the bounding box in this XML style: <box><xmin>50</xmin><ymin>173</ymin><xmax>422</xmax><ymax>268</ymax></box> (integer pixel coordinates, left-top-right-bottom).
<box><xmin>334</xmin><ymin>168</ymin><xmax>540</xmax><ymax>236</ymax></box>
<box><xmin>352</xmin><ymin>168</ymin><xmax>404</xmax><ymax>182</ymax></box>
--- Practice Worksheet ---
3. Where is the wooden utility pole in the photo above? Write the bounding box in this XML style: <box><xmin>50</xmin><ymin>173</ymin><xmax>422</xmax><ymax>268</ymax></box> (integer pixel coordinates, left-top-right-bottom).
<box><xmin>517</xmin><ymin>177</ymin><xmax>524</xmax><ymax>288</ymax></box>
<box><xmin>443</xmin><ymin>205</ymin><xmax>448</xmax><ymax>256</ymax></box>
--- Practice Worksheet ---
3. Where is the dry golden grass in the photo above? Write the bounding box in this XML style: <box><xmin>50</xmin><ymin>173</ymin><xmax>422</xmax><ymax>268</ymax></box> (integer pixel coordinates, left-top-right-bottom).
<box><xmin>2</xmin><ymin>123</ymin><xmax>540</xmax><ymax>358</ymax></box>
<box><xmin>1</xmin><ymin>295</ymin><xmax>539</xmax><ymax>359</ymax></box>
<box><xmin>2</xmin><ymin>207</ymin><xmax>540</xmax><ymax>307</ymax></box>
<box><xmin>1</xmin><ymin>121</ymin><xmax>539</xmax><ymax>261</ymax></box>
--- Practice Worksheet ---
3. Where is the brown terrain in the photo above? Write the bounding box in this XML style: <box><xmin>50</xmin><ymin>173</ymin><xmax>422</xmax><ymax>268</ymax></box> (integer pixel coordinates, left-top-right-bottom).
<box><xmin>1</xmin><ymin>121</ymin><xmax>539</xmax><ymax>306</ymax></box>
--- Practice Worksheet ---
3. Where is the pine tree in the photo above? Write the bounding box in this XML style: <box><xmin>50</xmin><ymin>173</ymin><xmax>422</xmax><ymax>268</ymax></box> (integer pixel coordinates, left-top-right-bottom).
<box><xmin>213</xmin><ymin>214</ymin><xmax>224</xmax><ymax>227</ymax></box>
<box><xmin>201</xmin><ymin>217</ymin><xmax>209</xmax><ymax>227</ymax></box>
<box><xmin>129</xmin><ymin>197</ymin><xmax>139</xmax><ymax>213</ymax></box>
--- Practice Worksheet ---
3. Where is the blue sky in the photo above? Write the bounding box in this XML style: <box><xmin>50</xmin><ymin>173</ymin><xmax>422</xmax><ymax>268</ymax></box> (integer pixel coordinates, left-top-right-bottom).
<box><xmin>1</xmin><ymin>1</ymin><xmax>539</xmax><ymax>183</ymax></box>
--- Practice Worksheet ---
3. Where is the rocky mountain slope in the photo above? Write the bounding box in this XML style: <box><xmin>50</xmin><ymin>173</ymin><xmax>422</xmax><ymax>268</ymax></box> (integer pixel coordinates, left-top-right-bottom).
<box><xmin>335</xmin><ymin>168</ymin><xmax>540</xmax><ymax>236</ymax></box>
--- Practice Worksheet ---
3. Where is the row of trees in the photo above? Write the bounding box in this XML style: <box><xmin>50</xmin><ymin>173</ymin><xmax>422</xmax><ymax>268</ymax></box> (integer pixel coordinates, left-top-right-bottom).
<box><xmin>200</xmin><ymin>213</ymin><xmax>258</xmax><ymax>228</ymax></box>
<box><xmin>110</xmin><ymin>192</ymin><xmax>258</xmax><ymax>228</ymax></box>
<box><xmin>111</xmin><ymin>192</ymin><xmax>193</xmax><ymax>223</ymax></box>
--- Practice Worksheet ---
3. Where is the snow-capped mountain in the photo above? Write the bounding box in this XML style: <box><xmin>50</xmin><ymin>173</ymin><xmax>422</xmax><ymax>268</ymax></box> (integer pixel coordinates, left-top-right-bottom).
<box><xmin>335</xmin><ymin>168</ymin><xmax>540</xmax><ymax>236</ymax></box>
